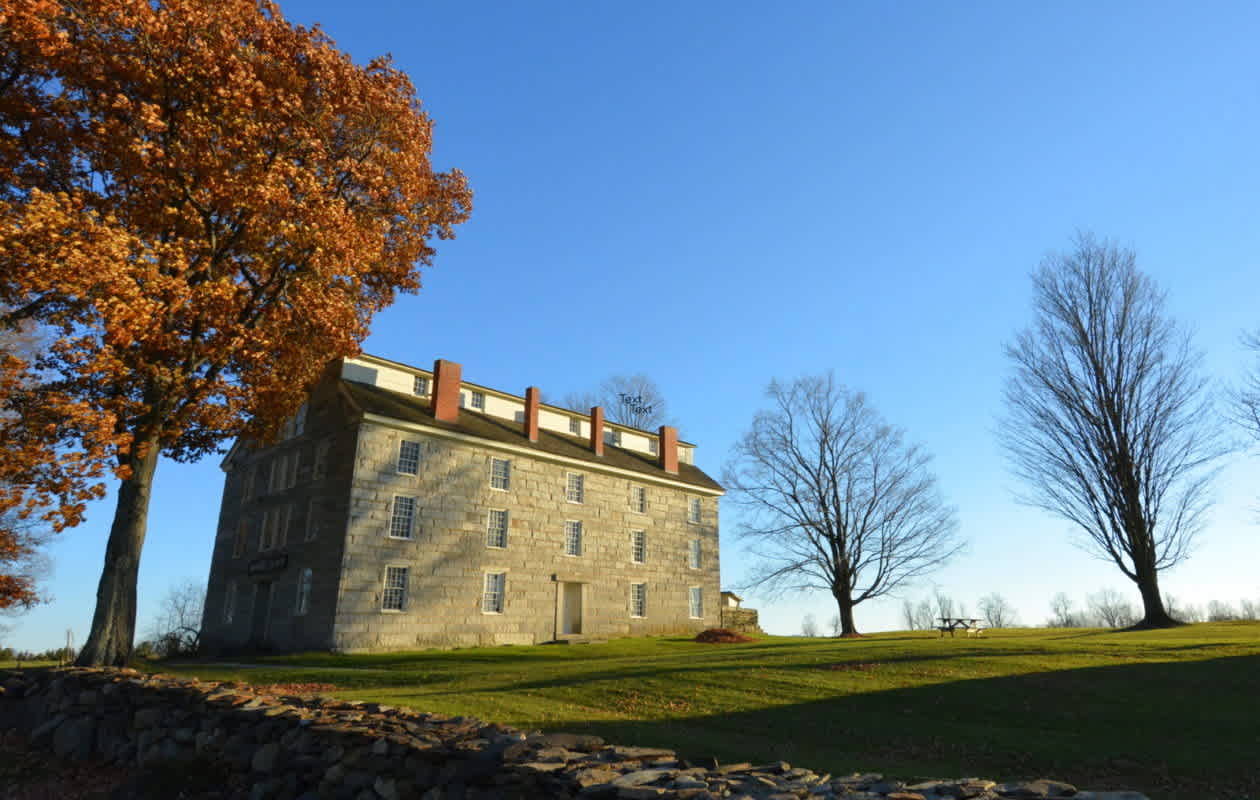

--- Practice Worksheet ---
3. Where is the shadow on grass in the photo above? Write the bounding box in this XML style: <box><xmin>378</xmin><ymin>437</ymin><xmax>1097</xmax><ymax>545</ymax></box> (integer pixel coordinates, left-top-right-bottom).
<box><xmin>534</xmin><ymin>654</ymin><xmax>1260</xmax><ymax>800</ymax></box>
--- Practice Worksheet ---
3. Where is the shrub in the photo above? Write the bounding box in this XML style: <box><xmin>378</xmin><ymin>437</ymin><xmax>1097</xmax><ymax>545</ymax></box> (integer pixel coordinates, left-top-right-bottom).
<box><xmin>694</xmin><ymin>628</ymin><xmax>754</xmax><ymax>644</ymax></box>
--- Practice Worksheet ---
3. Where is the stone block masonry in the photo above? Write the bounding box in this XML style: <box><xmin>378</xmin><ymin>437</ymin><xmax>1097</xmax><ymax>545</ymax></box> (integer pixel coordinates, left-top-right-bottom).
<box><xmin>0</xmin><ymin>667</ymin><xmax>1149</xmax><ymax>800</ymax></box>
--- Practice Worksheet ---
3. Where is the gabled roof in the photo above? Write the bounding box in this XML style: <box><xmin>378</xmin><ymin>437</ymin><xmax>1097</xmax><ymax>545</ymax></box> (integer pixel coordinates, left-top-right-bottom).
<box><xmin>341</xmin><ymin>380</ymin><xmax>723</xmax><ymax>493</ymax></box>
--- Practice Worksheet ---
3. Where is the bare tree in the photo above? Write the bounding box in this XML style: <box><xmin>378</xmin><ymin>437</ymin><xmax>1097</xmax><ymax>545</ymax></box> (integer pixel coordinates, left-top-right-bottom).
<box><xmin>562</xmin><ymin>374</ymin><xmax>670</xmax><ymax>431</ymax></box>
<box><xmin>1001</xmin><ymin>234</ymin><xmax>1225</xmax><ymax>628</ymax></box>
<box><xmin>1238</xmin><ymin>598</ymin><xmax>1259</xmax><ymax>621</ymax></box>
<box><xmin>1206</xmin><ymin>600</ymin><xmax>1237</xmax><ymax>622</ymax></box>
<box><xmin>800</xmin><ymin>613</ymin><xmax>819</xmax><ymax>637</ymax></box>
<box><xmin>978</xmin><ymin>593</ymin><xmax>1017</xmax><ymax>628</ymax></box>
<box><xmin>146</xmin><ymin>579</ymin><xmax>205</xmax><ymax>658</ymax></box>
<box><xmin>828</xmin><ymin>613</ymin><xmax>842</xmax><ymax>637</ymax></box>
<box><xmin>1049</xmin><ymin>592</ymin><xmax>1078</xmax><ymax>627</ymax></box>
<box><xmin>932</xmin><ymin>590</ymin><xmax>955</xmax><ymax>622</ymax></box>
<box><xmin>901</xmin><ymin>598</ymin><xmax>919</xmax><ymax>631</ymax></box>
<box><xmin>1238</xmin><ymin>331</ymin><xmax>1260</xmax><ymax>442</ymax></box>
<box><xmin>724</xmin><ymin>374</ymin><xmax>961</xmax><ymax>636</ymax></box>
<box><xmin>1087</xmin><ymin>587</ymin><xmax>1136</xmax><ymax>628</ymax></box>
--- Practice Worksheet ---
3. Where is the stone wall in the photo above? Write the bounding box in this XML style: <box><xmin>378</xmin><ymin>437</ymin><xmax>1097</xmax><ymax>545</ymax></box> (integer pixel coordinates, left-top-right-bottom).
<box><xmin>0</xmin><ymin>667</ymin><xmax>1149</xmax><ymax>800</ymax></box>
<box><xmin>719</xmin><ymin>607</ymin><xmax>762</xmax><ymax>635</ymax></box>
<box><xmin>202</xmin><ymin>384</ymin><xmax>361</xmax><ymax>654</ymax></box>
<box><xmin>332</xmin><ymin>421</ymin><xmax>722</xmax><ymax>650</ymax></box>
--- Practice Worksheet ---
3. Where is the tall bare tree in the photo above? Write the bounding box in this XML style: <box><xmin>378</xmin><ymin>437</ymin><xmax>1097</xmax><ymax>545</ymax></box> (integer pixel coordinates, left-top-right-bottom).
<box><xmin>1238</xmin><ymin>330</ymin><xmax>1260</xmax><ymax>442</ymax></box>
<box><xmin>562</xmin><ymin>374</ymin><xmax>670</xmax><ymax>430</ymax></box>
<box><xmin>1001</xmin><ymin>234</ymin><xmax>1224</xmax><ymax>628</ymax></box>
<box><xmin>146</xmin><ymin>579</ymin><xmax>205</xmax><ymax>658</ymax></box>
<box><xmin>1087</xmin><ymin>587</ymin><xmax>1136</xmax><ymax>628</ymax></box>
<box><xmin>724</xmin><ymin>374</ymin><xmax>961</xmax><ymax>636</ymax></box>
<box><xmin>978</xmin><ymin>592</ymin><xmax>1017</xmax><ymax>628</ymax></box>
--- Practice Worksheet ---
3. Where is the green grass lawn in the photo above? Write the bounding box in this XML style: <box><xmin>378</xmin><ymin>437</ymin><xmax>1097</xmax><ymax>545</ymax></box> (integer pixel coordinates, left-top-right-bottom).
<box><xmin>164</xmin><ymin>623</ymin><xmax>1260</xmax><ymax>800</ymax></box>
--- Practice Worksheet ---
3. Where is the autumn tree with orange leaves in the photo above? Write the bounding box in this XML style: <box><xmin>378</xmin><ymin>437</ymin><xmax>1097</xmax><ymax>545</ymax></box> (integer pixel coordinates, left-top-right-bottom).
<box><xmin>0</xmin><ymin>0</ymin><xmax>471</xmax><ymax>664</ymax></box>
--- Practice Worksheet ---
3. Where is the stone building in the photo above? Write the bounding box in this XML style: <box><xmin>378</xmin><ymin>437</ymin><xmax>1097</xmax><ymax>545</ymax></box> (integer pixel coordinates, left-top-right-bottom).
<box><xmin>200</xmin><ymin>355</ymin><xmax>726</xmax><ymax>652</ymax></box>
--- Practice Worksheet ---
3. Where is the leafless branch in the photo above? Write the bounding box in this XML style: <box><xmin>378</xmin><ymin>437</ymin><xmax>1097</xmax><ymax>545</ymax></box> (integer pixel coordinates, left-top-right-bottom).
<box><xmin>723</xmin><ymin>373</ymin><xmax>961</xmax><ymax>635</ymax></box>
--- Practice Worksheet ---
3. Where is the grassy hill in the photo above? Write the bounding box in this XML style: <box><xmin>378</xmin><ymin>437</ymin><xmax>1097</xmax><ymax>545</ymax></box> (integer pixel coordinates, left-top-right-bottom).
<box><xmin>167</xmin><ymin>623</ymin><xmax>1260</xmax><ymax>799</ymax></box>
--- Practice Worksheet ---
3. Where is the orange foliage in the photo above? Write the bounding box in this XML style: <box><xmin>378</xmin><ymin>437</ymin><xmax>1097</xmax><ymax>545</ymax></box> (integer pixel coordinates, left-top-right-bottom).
<box><xmin>0</xmin><ymin>0</ymin><xmax>471</xmax><ymax>608</ymax></box>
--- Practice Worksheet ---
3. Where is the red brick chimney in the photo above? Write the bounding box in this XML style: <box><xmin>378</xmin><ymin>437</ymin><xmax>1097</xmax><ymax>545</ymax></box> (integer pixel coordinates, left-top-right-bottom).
<box><xmin>431</xmin><ymin>359</ymin><xmax>462</xmax><ymax>422</ymax></box>
<box><xmin>590</xmin><ymin>407</ymin><xmax>604</xmax><ymax>457</ymax></box>
<box><xmin>524</xmin><ymin>386</ymin><xmax>541</xmax><ymax>442</ymax></box>
<box><xmin>659</xmin><ymin>425</ymin><xmax>678</xmax><ymax>474</ymax></box>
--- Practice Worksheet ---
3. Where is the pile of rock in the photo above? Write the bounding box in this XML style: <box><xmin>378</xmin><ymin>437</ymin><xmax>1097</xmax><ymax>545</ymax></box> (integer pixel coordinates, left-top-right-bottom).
<box><xmin>0</xmin><ymin>668</ymin><xmax>1148</xmax><ymax>800</ymax></box>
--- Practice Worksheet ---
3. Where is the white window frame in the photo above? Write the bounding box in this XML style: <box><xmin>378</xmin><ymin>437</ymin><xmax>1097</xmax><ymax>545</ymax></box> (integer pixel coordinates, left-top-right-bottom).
<box><xmin>313</xmin><ymin>439</ymin><xmax>331</xmax><ymax>481</ymax></box>
<box><xmin>689</xmin><ymin>538</ymin><xmax>702</xmax><ymax>570</ymax></box>
<box><xmin>223</xmin><ymin>581</ymin><xmax>237</xmax><ymax>624</ymax></box>
<box><xmin>389</xmin><ymin>495</ymin><xmax>416</xmax><ymax>540</ymax></box>
<box><xmin>569</xmin><ymin>417</ymin><xmax>581</xmax><ymax>435</ymax></box>
<box><xmin>631</xmin><ymin>486</ymin><xmax>647</xmax><ymax>514</ymax></box>
<box><xmin>382</xmin><ymin>565</ymin><xmax>408</xmax><ymax>612</ymax></box>
<box><xmin>566</xmin><ymin>473</ymin><xmax>584</xmax><ymax>504</ymax></box>
<box><xmin>275</xmin><ymin>504</ymin><xmax>291</xmax><ymax>548</ymax></box>
<box><xmin>689</xmin><ymin>586</ymin><xmax>703</xmax><ymax>619</ymax></box>
<box><xmin>486</xmin><ymin>509</ymin><xmax>509</xmax><ymax>549</ymax></box>
<box><xmin>649</xmin><ymin>438</ymin><xmax>659</xmax><ymax>455</ymax></box>
<box><xmin>397</xmin><ymin>440</ymin><xmax>421</xmax><ymax>475</ymax></box>
<box><xmin>564</xmin><ymin>520</ymin><xmax>583</xmax><ymax>557</ymax></box>
<box><xmin>631</xmin><ymin>530</ymin><xmax>646</xmax><ymax>564</ymax></box>
<box><xmin>471</xmin><ymin>390</ymin><xmax>486</xmax><ymax>410</ymax></box>
<box><xmin>295</xmin><ymin>567</ymin><xmax>312</xmax><ymax>616</ymax></box>
<box><xmin>605</xmin><ymin>429</ymin><xmax>621</xmax><ymax>446</ymax></box>
<box><xmin>288</xmin><ymin>450</ymin><xmax>301</xmax><ymax>488</ymax></box>
<box><xmin>482</xmin><ymin>572</ymin><xmax>506</xmax><ymax>614</ymax></box>
<box><xmin>232</xmin><ymin>519</ymin><xmax>247</xmax><ymax>558</ymax></box>
<box><xmin>630</xmin><ymin>582</ymin><xmax>647</xmax><ymax>618</ymax></box>
<box><xmin>413</xmin><ymin>374</ymin><xmax>430</xmax><ymax>396</ymax></box>
<box><xmin>304</xmin><ymin>498</ymin><xmax>318</xmax><ymax>541</ymax></box>
<box><xmin>688</xmin><ymin>497</ymin><xmax>702</xmax><ymax>524</ymax></box>
<box><xmin>490</xmin><ymin>457</ymin><xmax>511</xmax><ymax>491</ymax></box>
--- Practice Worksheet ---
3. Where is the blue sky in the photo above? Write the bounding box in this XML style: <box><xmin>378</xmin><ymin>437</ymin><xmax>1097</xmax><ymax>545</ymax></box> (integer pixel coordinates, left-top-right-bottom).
<box><xmin>8</xmin><ymin>1</ymin><xmax>1260</xmax><ymax>649</ymax></box>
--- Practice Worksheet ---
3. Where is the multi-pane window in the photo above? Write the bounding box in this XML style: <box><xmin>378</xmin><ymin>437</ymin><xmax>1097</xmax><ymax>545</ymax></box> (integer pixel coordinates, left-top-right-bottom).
<box><xmin>564</xmin><ymin>521</ymin><xmax>583</xmax><ymax>556</ymax></box>
<box><xmin>689</xmin><ymin>586</ymin><xmax>703</xmax><ymax>619</ymax></box>
<box><xmin>287</xmin><ymin>451</ymin><xmax>301</xmax><ymax>488</ymax></box>
<box><xmin>382</xmin><ymin>566</ymin><xmax>408</xmax><ymax>611</ymax></box>
<box><xmin>260</xmin><ymin>506</ymin><xmax>289</xmax><ymax>551</ymax></box>
<box><xmin>305</xmin><ymin>498</ymin><xmax>319</xmax><ymax>541</ymax></box>
<box><xmin>223</xmin><ymin>581</ymin><xmax>237</xmax><ymax>624</ymax></box>
<box><xmin>631</xmin><ymin>530</ymin><xmax>647</xmax><ymax>564</ymax></box>
<box><xmin>566</xmin><ymin>473</ymin><xmax>584</xmax><ymax>503</ymax></box>
<box><xmin>276</xmin><ymin>505</ymin><xmax>291</xmax><ymax>548</ymax></box>
<box><xmin>569</xmin><ymin>417</ymin><xmax>581</xmax><ymax>435</ymax></box>
<box><xmin>649</xmin><ymin>438</ymin><xmax>659</xmax><ymax>455</ymax></box>
<box><xmin>313</xmin><ymin>439</ymin><xmax>331</xmax><ymax>481</ymax></box>
<box><xmin>486</xmin><ymin>509</ymin><xmax>509</xmax><ymax>549</ymax></box>
<box><xmin>295</xmin><ymin>568</ymin><xmax>312</xmax><ymax>616</ymax></box>
<box><xmin>630</xmin><ymin>583</ymin><xmax>647</xmax><ymax>618</ymax></box>
<box><xmin>605</xmin><ymin>429</ymin><xmax>621</xmax><ymax>446</ymax></box>
<box><xmin>689</xmin><ymin>538</ymin><xmax>702</xmax><ymax>569</ymax></box>
<box><xmin>241</xmin><ymin>468</ymin><xmax>255</xmax><ymax>505</ymax></box>
<box><xmin>482</xmin><ymin>572</ymin><xmax>506</xmax><ymax>613</ymax></box>
<box><xmin>267</xmin><ymin>458</ymin><xmax>280</xmax><ymax>494</ymax></box>
<box><xmin>688</xmin><ymin>497</ymin><xmax>702</xmax><ymax>524</ymax></box>
<box><xmin>413</xmin><ymin>375</ymin><xmax>430</xmax><ymax>396</ymax></box>
<box><xmin>631</xmin><ymin>486</ymin><xmax>647</xmax><ymax>514</ymax></box>
<box><xmin>397</xmin><ymin>440</ymin><xmax>421</xmax><ymax>475</ymax></box>
<box><xmin>232</xmin><ymin>520</ymin><xmax>247</xmax><ymax>557</ymax></box>
<box><xmin>389</xmin><ymin>496</ymin><xmax>416</xmax><ymax>539</ymax></box>
<box><xmin>490</xmin><ymin>458</ymin><xmax>511</xmax><ymax>491</ymax></box>
<box><xmin>471</xmin><ymin>391</ymin><xmax>485</xmax><ymax>410</ymax></box>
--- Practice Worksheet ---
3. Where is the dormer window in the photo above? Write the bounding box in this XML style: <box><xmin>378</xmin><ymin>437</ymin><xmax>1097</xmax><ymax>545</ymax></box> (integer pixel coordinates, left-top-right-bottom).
<box><xmin>471</xmin><ymin>391</ymin><xmax>485</xmax><ymax>410</ymax></box>
<box><xmin>413</xmin><ymin>375</ymin><xmax>430</xmax><ymax>396</ymax></box>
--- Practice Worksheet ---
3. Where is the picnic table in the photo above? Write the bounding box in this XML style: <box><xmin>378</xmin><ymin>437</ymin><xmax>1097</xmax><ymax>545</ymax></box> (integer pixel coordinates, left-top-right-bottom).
<box><xmin>938</xmin><ymin>617</ymin><xmax>984</xmax><ymax>637</ymax></box>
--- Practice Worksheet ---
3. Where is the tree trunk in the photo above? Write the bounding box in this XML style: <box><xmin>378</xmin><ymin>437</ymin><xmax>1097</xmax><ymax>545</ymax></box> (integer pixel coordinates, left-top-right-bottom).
<box><xmin>1133</xmin><ymin>565</ymin><xmax>1178</xmax><ymax>628</ymax></box>
<box><xmin>76</xmin><ymin>441</ymin><xmax>161</xmax><ymax>666</ymax></box>
<box><xmin>834</xmin><ymin>589</ymin><xmax>859</xmax><ymax>637</ymax></box>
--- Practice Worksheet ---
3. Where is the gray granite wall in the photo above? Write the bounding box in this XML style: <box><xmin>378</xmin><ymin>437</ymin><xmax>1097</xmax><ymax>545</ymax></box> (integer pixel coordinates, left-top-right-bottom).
<box><xmin>331</xmin><ymin>421</ymin><xmax>722</xmax><ymax>650</ymax></box>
